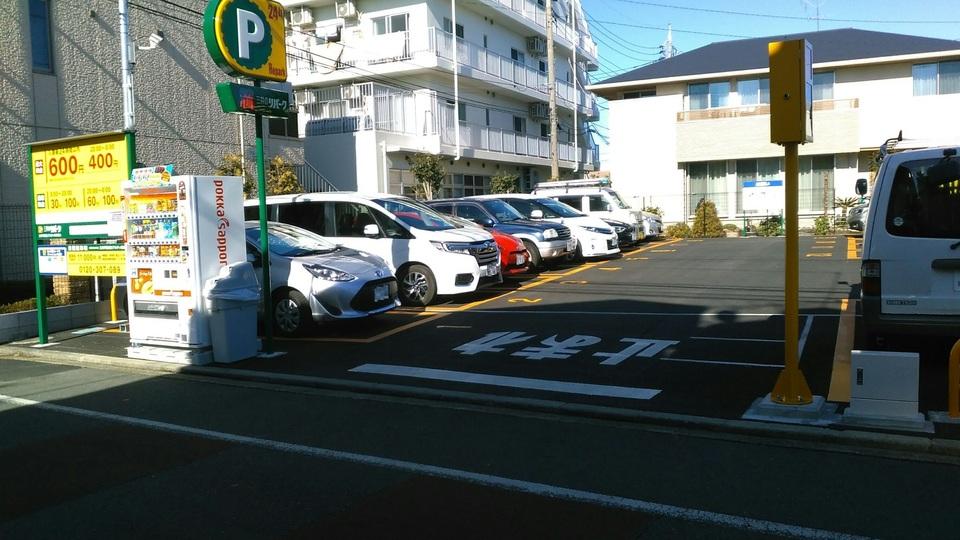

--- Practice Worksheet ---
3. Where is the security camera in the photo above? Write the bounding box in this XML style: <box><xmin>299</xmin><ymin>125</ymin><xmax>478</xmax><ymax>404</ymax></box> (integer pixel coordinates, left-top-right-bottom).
<box><xmin>138</xmin><ymin>31</ymin><xmax>164</xmax><ymax>50</ymax></box>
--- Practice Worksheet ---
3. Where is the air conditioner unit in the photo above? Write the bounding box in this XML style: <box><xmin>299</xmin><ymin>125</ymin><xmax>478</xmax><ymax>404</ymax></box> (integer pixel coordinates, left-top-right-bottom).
<box><xmin>526</xmin><ymin>36</ymin><xmax>547</xmax><ymax>57</ymax></box>
<box><xmin>297</xmin><ymin>90</ymin><xmax>316</xmax><ymax>105</ymax></box>
<box><xmin>529</xmin><ymin>102</ymin><xmax>549</xmax><ymax>119</ymax></box>
<box><xmin>335</xmin><ymin>0</ymin><xmax>357</xmax><ymax>19</ymax></box>
<box><xmin>341</xmin><ymin>85</ymin><xmax>359</xmax><ymax>100</ymax></box>
<box><xmin>288</xmin><ymin>7</ymin><xmax>313</xmax><ymax>26</ymax></box>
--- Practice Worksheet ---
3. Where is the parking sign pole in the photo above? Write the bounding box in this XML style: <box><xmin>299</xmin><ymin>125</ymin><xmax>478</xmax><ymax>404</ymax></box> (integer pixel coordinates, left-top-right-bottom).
<box><xmin>27</xmin><ymin>145</ymin><xmax>48</xmax><ymax>345</ymax></box>
<box><xmin>254</xmin><ymin>81</ymin><xmax>273</xmax><ymax>352</ymax></box>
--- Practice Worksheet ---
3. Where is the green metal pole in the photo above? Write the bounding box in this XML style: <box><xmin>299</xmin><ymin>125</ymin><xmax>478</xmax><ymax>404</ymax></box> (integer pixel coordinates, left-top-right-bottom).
<box><xmin>254</xmin><ymin>81</ymin><xmax>273</xmax><ymax>352</ymax></box>
<box><xmin>27</xmin><ymin>145</ymin><xmax>48</xmax><ymax>344</ymax></box>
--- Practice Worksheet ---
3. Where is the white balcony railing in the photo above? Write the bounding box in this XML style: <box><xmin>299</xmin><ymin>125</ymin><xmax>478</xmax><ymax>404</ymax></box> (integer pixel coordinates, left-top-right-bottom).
<box><xmin>474</xmin><ymin>0</ymin><xmax>598</xmax><ymax>58</ymax></box>
<box><xmin>289</xmin><ymin>28</ymin><xmax>596</xmax><ymax>115</ymax></box>
<box><xmin>300</xmin><ymin>83</ymin><xmax>599</xmax><ymax>168</ymax></box>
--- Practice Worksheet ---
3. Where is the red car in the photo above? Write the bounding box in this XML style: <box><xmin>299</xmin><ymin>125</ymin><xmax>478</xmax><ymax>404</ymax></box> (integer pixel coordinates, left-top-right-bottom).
<box><xmin>446</xmin><ymin>215</ymin><xmax>530</xmax><ymax>276</ymax></box>
<box><xmin>490</xmin><ymin>228</ymin><xmax>531</xmax><ymax>276</ymax></box>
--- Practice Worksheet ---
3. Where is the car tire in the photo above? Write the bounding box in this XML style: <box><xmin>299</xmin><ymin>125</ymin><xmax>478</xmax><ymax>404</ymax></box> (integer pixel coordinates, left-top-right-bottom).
<box><xmin>398</xmin><ymin>264</ymin><xmax>436</xmax><ymax>307</ymax></box>
<box><xmin>273</xmin><ymin>289</ymin><xmax>313</xmax><ymax>337</ymax></box>
<box><xmin>521</xmin><ymin>240</ymin><xmax>542</xmax><ymax>270</ymax></box>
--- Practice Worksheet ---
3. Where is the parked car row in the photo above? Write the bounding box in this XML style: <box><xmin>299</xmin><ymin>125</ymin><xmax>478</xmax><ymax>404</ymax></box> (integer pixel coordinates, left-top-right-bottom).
<box><xmin>241</xmin><ymin>190</ymin><xmax>658</xmax><ymax>336</ymax></box>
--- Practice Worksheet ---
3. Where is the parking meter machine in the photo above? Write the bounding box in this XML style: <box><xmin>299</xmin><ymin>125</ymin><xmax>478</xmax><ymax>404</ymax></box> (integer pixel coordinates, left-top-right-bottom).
<box><xmin>123</xmin><ymin>175</ymin><xmax>246</xmax><ymax>364</ymax></box>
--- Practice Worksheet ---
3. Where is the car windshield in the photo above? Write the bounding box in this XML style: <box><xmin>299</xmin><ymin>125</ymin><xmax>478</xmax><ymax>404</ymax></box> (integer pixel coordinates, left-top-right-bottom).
<box><xmin>607</xmin><ymin>190</ymin><xmax>632</xmax><ymax>210</ymax></box>
<box><xmin>480</xmin><ymin>199</ymin><xmax>525</xmax><ymax>222</ymax></box>
<box><xmin>885</xmin><ymin>156</ymin><xmax>960</xmax><ymax>239</ymax></box>
<box><xmin>245</xmin><ymin>223</ymin><xmax>338</xmax><ymax>257</ymax></box>
<box><xmin>534</xmin><ymin>197</ymin><xmax>585</xmax><ymax>218</ymax></box>
<box><xmin>374</xmin><ymin>198</ymin><xmax>456</xmax><ymax>231</ymax></box>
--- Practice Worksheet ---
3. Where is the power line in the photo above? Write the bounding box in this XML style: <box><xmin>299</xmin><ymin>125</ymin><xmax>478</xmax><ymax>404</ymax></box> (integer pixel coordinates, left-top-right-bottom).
<box><xmin>584</xmin><ymin>13</ymin><xmax>662</xmax><ymax>52</ymax></box>
<box><xmin>591</xmin><ymin>20</ymin><xmax>753</xmax><ymax>39</ymax></box>
<box><xmin>604</xmin><ymin>0</ymin><xmax>960</xmax><ymax>25</ymax></box>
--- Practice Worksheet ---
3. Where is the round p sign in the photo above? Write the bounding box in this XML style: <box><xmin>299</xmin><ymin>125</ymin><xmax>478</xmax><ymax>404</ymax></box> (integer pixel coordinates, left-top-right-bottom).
<box><xmin>204</xmin><ymin>0</ymin><xmax>287</xmax><ymax>82</ymax></box>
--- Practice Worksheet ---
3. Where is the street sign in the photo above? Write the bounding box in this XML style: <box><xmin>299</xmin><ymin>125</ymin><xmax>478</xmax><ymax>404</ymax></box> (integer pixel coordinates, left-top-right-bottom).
<box><xmin>37</xmin><ymin>246</ymin><xmax>68</xmax><ymax>275</ymax></box>
<box><xmin>66</xmin><ymin>244</ymin><xmax>126</xmax><ymax>277</ymax></box>
<box><xmin>204</xmin><ymin>0</ymin><xmax>287</xmax><ymax>82</ymax></box>
<box><xmin>31</xmin><ymin>132</ymin><xmax>130</xmax><ymax>237</ymax></box>
<box><xmin>769</xmin><ymin>39</ymin><xmax>813</xmax><ymax>144</ymax></box>
<box><xmin>216</xmin><ymin>82</ymin><xmax>290</xmax><ymax>117</ymax></box>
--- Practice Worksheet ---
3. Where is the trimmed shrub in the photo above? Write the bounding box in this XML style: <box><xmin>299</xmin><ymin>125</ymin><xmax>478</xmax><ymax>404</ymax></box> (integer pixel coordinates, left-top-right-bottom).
<box><xmin>755</xmin><ymin>216</ymin><xmax>782</xmax><ymax>237</ymax></box>
<box><xmin>0</xmin><ymin>294</ymin><xmax>70</xmax><ymax>315</ymax></box>
<box><xmin>666</xmin><ymin>222</ymin><xmax>691</xmax><ymax>238</ymax></box>
<box><xmin>690</xmin><ymin>199</ymin><xmax>725</xmax><ymax>238</ymax></box>
<box><xmin>813</xmin><ymin>215</ymin><xmax>832</xmax><ymax>236</ymax></box>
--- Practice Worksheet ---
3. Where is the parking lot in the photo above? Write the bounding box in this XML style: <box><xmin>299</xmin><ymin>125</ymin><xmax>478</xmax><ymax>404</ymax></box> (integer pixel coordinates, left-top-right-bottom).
<box><xmin>20</xmin><ymin>235</ymin><xmax>922</xmax><ymax>423</ymax></box>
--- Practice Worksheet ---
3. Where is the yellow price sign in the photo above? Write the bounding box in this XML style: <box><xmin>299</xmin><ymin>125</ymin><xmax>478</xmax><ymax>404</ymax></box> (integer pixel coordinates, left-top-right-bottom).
<box><xmin>66</xmin><ymin>245</ymin><xmax>126</xmax><ymax>277</ymax></box>
<box><xmin>31</xmin><ymin>132</ymin><xmax>129</xmax><ymax>225</ymax></box>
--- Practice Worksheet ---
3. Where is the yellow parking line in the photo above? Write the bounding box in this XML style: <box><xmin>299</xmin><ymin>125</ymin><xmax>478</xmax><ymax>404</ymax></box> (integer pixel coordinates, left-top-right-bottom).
<box><xmin>846</xmin><ymin>237</ymin><xmax>859</xmax><ymax>260</ymax></box>
<box><xmin>622</xmin><ymin>238</ymin><xmax>682</xmax><ymax>257</ymax></box>
<box><xmin>650</xmin><ymin>249</ymin><xmax>676</xmax><ymax>253</ymax></box>
<box><xmin>828</xmin><ymin>298</ymin><xmax>857</xmax><ymax>402</ymax></box>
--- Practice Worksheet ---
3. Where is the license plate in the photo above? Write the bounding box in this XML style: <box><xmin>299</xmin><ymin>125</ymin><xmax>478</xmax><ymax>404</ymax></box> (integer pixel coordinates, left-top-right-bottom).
<box><xmin>515</xmin><ymin>254</ymin><xmax>526</xmax><ymax>265</ymax></box>
<box><xmin>566</xmin><ymin>239</ymin><xmax>576</xmax><ymax>251</ymax></box>
<box><xmin>480</xmin><ymin>263</ymin><xmax>499</xmax><ymax>277</ymax></box>
<box><xmin>374</xmin><ymin>284</ymin><xmax>389</xmax><ymax>302</ymax></box>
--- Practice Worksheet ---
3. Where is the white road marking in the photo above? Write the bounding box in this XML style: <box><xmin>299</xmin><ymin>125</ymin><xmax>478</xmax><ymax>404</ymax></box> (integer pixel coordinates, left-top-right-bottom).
<box><xmin>691</xmin><ymin>337</ymin><xmax>784</xmax><ymax>343</ymax></box>
<box><xmin>798</xmin><ymin>316</ymin><xmax>814</xmax><ymax>359</ymax></box>
<box><xmin>0</xmin><ymin>392</ymin><xmax>870</xmax><ymax>540</ymax></box>
<box><xmin>437</xmin><ymin>325</ymin><xmax>473</xmax><ymax>329</ymax></box>
<box><xmin>351</xmin><ymin>364</ymin><xmax>660</xmax><ymax>400</ymax></box>
<box><xmin>659</xmin><ymin>358</ymin><xmax>782</xmax><ymax>369</ymax></box>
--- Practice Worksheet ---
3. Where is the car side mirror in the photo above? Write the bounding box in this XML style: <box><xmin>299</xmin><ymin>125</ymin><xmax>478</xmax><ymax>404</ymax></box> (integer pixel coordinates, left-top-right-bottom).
<box><xmin>530</xmin><ymin>209</ymin><xmax>544</xmax><ymax>219</ymax></box>
<box><xmin>605</xmin><ymin>203</ymin><xmax>613</xmax><ymax>212</ymax></box>
<box><xmin>363</xmin><ymin>223</ymin><xmax>380</xmax><ymax>238</ymax></box>
<box><xmin>855</xmin><ymin>178</ymin><xmax>868</xmax><ymax>196</ymax></box>
<box><xmin>479</xmin><ymin>217</ymin><xmax>496</xmax><ymax>227</ymax></box>
<box><xmin>246</xmin><ymin>252</ymin><xmax>261</xmax><ymax>265</ymax></box>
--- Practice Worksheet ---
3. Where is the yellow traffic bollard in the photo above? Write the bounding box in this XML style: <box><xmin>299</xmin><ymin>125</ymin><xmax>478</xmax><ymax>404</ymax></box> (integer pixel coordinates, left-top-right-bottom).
<box><xmin>109</xmin><ymin>282</ymin><xmax>127</xmax><ymax>322</ymax></box>
<box><xmin>949</xmin><ymin>339</ymin><xmax>960</xmax><ymax>418</ymax></box>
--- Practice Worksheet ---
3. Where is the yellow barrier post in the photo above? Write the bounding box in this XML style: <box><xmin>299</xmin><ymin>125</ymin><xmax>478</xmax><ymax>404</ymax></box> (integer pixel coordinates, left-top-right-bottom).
<box><xmin>109</xmin><ymin>282</ymin><xmax>126</xmax><ymax>322</ymax></box>
<box><xmin>949</xmin><ymin>339</ymin><xmax>960</xmax><ymax>418</ymax></box>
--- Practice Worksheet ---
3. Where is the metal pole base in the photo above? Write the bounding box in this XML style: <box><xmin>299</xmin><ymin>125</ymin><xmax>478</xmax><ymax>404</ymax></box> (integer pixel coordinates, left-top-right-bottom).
<box><xmin>770</xmin><ymin>367</ymin><xmax>813</xmax><ymax>405</ymax></box>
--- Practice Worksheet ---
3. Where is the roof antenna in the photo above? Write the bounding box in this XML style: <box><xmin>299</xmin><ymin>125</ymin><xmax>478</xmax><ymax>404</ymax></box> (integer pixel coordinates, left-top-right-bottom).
<box><xmin>659</xmin><ymin>24</ymin><xmax>676</xmax><ymax>61</ymax></box>
<box><xmin>803</xmin><ymin>0</ymin><xmax>825</xmax><ymax>31</ymax></box>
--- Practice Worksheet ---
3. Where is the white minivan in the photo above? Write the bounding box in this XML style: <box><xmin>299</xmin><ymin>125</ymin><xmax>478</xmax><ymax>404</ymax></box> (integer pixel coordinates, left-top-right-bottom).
<box><xmin>860</xmin><ymin>145</ymin><xmax>960</xmax><ymax>344</ymax></box>
<box><xmin>244</xmin><ymin>193</ymin><xmax>500</xmax><ymax>306</ymax></box>
<box><xmin>532</xmin><ymin>179</ymin><xmax>663</xmax><ymax>239</ymax></box>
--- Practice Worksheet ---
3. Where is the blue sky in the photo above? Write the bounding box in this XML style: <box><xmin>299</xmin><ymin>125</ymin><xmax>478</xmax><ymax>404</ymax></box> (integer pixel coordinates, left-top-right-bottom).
<box><xmin>582</xmin><ymin>0</ymin><xmax>960</xmax><ymax>166</ymax></box>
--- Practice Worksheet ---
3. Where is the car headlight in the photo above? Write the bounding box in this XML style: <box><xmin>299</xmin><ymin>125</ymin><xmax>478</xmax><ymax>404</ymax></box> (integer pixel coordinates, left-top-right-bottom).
<box><xmin>430</xmin><ymin>241</ymin><xmax>471</xmax><ymax>254</ymax></box>
<box><xmin>542</xmin><ymin>228</ymin><xmax>558</xmax><ymax>239</ymax></box>
<box><xmin>582</xmin><ymin>226</ymin><xmax>612</xmax><ymax>235</ymax></box>
<box><xmin>305</xmin><ymin>264</ymin><xmax>356</xmax><ymax>282</ymax></box>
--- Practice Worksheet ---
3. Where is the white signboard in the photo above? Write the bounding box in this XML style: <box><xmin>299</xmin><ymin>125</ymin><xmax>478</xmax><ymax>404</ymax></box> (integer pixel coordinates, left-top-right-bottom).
<box><xmin>742</xmin><ymin>180</ymin><xmax>785</xmax><ymax>213</ymax></box>
<box><xmin>37</xmin><ymin>245</ymin><xmax>68</xmax><ymax>275</ymax></box>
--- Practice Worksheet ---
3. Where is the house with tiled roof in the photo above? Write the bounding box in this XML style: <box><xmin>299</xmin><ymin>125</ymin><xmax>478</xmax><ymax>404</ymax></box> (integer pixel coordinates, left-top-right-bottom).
<box><xmin>587</xmin><ymin>28</ymin><xmax>960</xmax><ymax>224</ymax></box>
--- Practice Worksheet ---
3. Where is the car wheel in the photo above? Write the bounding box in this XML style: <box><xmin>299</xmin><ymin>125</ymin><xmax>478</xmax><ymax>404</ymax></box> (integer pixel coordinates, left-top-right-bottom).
<box><xmin>521</xmin><ymin>240</ymin><xmax>542</xmax><ymax>270</ymax></box>
<box><xmin>273</xmin><ymin>289</ymin><xmax>312</xmax><ymax>337</ymax></box>
<box><xmin>398</xmin><ymin>264</ymin><xmax>436</xmax><ymax>306</ymax></box>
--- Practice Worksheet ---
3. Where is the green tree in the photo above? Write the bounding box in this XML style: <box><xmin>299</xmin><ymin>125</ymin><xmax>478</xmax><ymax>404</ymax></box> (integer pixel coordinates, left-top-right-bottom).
<box><xmin>489</xmin><ymin>171</ymin><xmax>519</xmax><ymax>194</ymax></box>
<box><xmin>266</xmin><ymin>156</ymin><xmax>303</xmax><ymax>196</ymax></box>
<box><xmin>215</xmin><ymin>153</ymin><xmax>255</xmax><ymax>196</ymax></box>
<box><xmin>691</xmin><ymin>199</ymin><xmax>725</xmax><ymax>238</ymax></box>
<box><xmin>406</xmin><ymin>153</ymin><xmax>446</xmax><ymax>200</ymax></box>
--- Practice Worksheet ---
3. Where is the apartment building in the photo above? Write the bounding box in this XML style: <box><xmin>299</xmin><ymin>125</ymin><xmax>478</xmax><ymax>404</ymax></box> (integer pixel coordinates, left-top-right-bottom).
<box><xmin>0</xmin><ymin>0</ymin><xmax>302</xmax><ymax>284</ymax></box>
<box><xmin>281</xmin><ymin>0</ymin><xmax>601</xmax><ymax>196</ymax></box>
<box><xmin>589</xmin><ymin>29</ymin><xmax>960</xmax><ymax>224</ymax></box>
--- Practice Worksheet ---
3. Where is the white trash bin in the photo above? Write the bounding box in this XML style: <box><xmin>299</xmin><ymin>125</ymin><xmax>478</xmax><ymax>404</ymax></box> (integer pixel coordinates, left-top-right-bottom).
<box><xmin>204</xmin><ymin>262</ymin><xmax>260</xmax><ymax>363</ymax></box>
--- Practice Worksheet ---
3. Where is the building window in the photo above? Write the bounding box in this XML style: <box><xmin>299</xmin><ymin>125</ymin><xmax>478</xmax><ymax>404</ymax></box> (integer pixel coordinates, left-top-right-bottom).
<box><xmin>737</xmin><ymin>77</ymin><xmax>769</xmax><ymax>106</ymax></box>
<box><xmin>538</xmin><ymin>60</ymin><xmax>546</xmax><ymax>73</ymax></box>
<box><xmin>29</xmin><ymin>0</ymin><xmax>53</xmax><ymax>72</ymax></box>
<box><xmin>483</xmin><ymin>34</ymin><xmax>488</xmax><ymax>48</ymax></box>
<box><xmin>485</xmin><ymin>109</ymin><xmax>490</xmax><ymax>126</ymax></box>
<box><xmin>373</xmin><ymin>13</ymin><xmax>408</xmax><ymax>35</ymax></box>
<box><xmin>735</xmin><ymin>157</ymin><xmax>781</xmax><ymax>214</ymax></box>
<box><xmin>688</xmin><ymin>81</ymin><xmax>729</xmax><ymax>110</ymax></box>
<box><xmin>540</xmin><ymin>123</ymin><xmax>548</xmax><ymax>137</ymax></box>
<box><xmin>799</xmin><ymin>155</ymin><xmax>835</xmax><ymax>212</ymax></box>
<box><xmin>511</xmin><ymin>48</ymin><xmax>525</xmax><ymax>65</ymax></box>
<box><xmin>913</xmin><ymin>61</ymin><xmax>960</xmax><ymax>96</ymax></box>
<box><xmin>442</xmin><ymin>17</ymin><xmax>463</xmax><ymax>38</ymax></box>
<box><xmin>513</xmin><ymin>116</ymin><xmax>526</xmax><ymax>134</ymax></box>
<box><xmin>458</xmin><ymin>103</ymin><xmax>466</xmax><ymax>122</ymax></box>
<box><xmin>688</xmin><ymin>161</ymin><xmax>728</xmax><ymax>216</ymax></box>
<box><xmin>812</xmin><ymin>72</ymin><xmax>834</xmax><ymax>101</ymax></box>
<box><xmin>268</xmin><ymin>112</ymin><xmax>299</xmax><ymax>138</ymax></box>
<box><xmin>449</xmin><ymin>174</ymin><xmax>489</xmax><ymax>197</ymax></box>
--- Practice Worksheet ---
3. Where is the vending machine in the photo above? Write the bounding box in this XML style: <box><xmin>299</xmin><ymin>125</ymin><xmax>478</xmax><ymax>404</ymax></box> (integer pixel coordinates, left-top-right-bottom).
<box><xmin>123</xmin><ymin>175</ymin><xmax>245</xmax><ymax>363</ymax></box>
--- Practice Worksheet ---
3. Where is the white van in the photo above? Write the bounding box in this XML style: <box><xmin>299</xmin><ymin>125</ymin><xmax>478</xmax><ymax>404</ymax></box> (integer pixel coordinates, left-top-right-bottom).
<box><xmin>244</xmin><ymin>193</ymin><xmax>500</xmax><ymax>306</ymax></box>
<box><xmin>469</xmin><ymin>194</ymin><xmax>620</xmax><ymax>259</ymax></box>
<box><xmin>532</xmin><ymin>179</ymin><xmax>663</xmax><ymax>239</ymax></box>
<box><xmin>860</xmin><ymin>145</ymin><xmax>960</xmax><ymax>344</ymax></box>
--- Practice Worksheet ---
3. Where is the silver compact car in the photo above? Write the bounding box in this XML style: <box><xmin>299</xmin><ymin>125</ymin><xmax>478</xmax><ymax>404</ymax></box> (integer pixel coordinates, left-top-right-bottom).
<box><xmin>244</xmin><ymin>221</ymin><xmax>399</xmax><ymax>336</ymax></box>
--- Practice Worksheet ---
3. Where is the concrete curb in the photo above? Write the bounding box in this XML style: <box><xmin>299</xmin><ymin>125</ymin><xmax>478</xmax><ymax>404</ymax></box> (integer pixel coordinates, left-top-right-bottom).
<box><xmin>4</xmin><ymin>344</ymin><xmax>960</xmax><ymax>461</ymax></box>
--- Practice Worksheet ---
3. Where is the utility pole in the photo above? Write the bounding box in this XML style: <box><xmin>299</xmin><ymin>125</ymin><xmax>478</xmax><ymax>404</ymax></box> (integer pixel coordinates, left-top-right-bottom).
<box><xmin>119</xmin><ymin>0</ymin><xmax>136</xmax><ymax>131</ymax></box>
<box><xmin>546</xmin><ymin>0</ymin><xmax>559</xmax><ymax>180</ymax></box>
